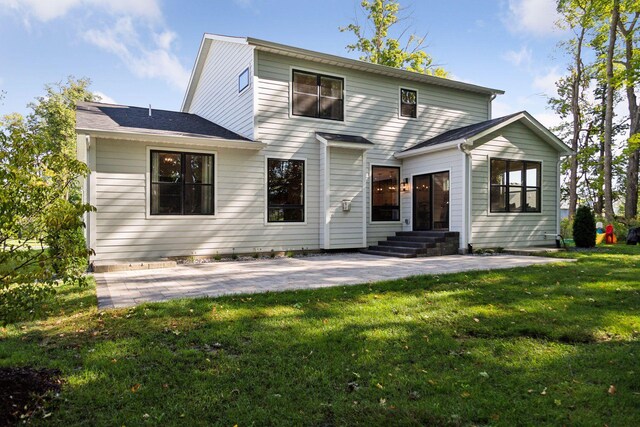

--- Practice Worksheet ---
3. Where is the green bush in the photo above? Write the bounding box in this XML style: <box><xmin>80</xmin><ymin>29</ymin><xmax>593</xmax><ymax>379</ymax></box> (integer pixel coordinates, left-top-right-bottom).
<box><xmin>560</xmin><ymin>217</ymin><xmax>574</xmax><ymax>239</ymax></box>
<box><xmin>45</xmin><ymin>199</ymin><xmax>90</xmax><ymax>279</ymax></box>
<box><xmin>573</xmin><ymin>206</ymin><xmax>596</xmax><ymax>248</ymax></box>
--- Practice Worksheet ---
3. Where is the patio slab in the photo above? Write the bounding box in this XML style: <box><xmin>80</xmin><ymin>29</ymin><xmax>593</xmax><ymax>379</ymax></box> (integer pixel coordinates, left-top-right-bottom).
<box><xmin>93</xmin><ymin>253</ymin><xmax>576</xmax><ymax>309</ymax></box>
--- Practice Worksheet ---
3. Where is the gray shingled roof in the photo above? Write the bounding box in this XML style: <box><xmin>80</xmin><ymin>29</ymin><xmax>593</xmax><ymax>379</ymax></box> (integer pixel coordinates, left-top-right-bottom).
<box><xmin>76</xmin><ymin>102</ymin><xmax>249</xmax><ymax>141</ymax></box>
<box><xmin>402</xmin><ymin>112</ymin><xmax>523</xmax><ymax>152</ymax></box>
<box><xmin>316</xmin><ymin>132</ymin><xmax>374</xmax><ymax>145</ymax></box>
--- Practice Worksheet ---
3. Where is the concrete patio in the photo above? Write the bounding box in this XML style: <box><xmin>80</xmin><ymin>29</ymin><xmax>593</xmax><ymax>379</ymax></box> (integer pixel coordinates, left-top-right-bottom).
<box><xmin>93</xmin><ymin>253</ymin><xmax>575</xmax><ymax>309</ymax></box>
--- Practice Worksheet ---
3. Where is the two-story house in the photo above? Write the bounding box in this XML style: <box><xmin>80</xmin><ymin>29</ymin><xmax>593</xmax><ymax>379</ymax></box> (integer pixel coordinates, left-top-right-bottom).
<box><xmin>76</xmin><ymin>34</ymin><xmax>572</xmax><ymax>261</ymax></box>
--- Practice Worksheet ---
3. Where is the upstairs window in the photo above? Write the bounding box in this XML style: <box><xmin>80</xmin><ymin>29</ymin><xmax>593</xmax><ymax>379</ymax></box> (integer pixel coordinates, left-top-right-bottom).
<box><xmin>267</xmin><ymin>158</ymin><xmax>305</xmax><ymax>222</ymax></box>
<box><xmin>292</xmin><ymin>70</ymin><xmax>344</xmax><ymax>121</ymax></box>
<box><xmin>238</xmin><ymin>67</ymin><xmax>250</xmax><ymax>93</ymax></box>
<box><xmin>151</xmin><ymin>151</ymin><xmax>214</xmax><ymax>215</ymax></box>
<box><xmin>400</xmin><ymin>88</ymin><xmax>417</xmax><ymax>118</ymax></box>
<box><xmin>490</xmin><ymin>159</ymin><xmax>541</xmax><ymax>213</ymax></box>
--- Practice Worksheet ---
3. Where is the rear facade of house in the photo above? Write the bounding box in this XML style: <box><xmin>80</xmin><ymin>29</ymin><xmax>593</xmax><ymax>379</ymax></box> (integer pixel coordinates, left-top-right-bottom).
<box><xmin>77</xmin><ymin>35</ymin><xmax>570</xmax><ymax>261</ymax></box>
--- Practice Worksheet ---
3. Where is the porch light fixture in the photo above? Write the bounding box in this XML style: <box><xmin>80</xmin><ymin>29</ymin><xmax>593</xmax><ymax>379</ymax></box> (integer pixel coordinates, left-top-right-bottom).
<box><xmin>400</xmin><ymin>178</ymin><xmax>410</xmax><ymax>192</ymax></box>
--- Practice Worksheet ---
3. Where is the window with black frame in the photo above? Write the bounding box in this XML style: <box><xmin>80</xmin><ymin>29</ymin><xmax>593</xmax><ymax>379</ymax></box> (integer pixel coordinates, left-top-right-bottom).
<box><xmin>372</xmin><ymin>166</ymin><xmax>400</xmax><ymax>221</ymax></box>
<box><xmin>150</xmin><ymin>151</ymin><xmax>214</xmax><ymax>215</ymax></box>
<box><xmin>267</xmin><ymin>159</ymin><xmax>305</xmax><ymax>222</ymax></box>
<box><xmin>292</xmin><ymin>70</ymin><xmax>343</xmax><ymax>121</ymax></box>
<box><xmin>490</xmin><ymin>159</ymin><xmax>541</xmax><ymax>213</ymax></box>
<box><xmin>400</xmin><ymin>88</ymin><xmax>417</xmax><ymax>118</ymax></box>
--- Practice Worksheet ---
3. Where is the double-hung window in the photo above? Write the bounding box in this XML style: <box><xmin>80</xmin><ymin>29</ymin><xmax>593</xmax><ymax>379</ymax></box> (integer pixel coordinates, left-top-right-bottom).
<box><xmin>267</xmin><ymin>158</ymin><xmax>305</xmax><ymax>222</ymax></box>
<box><xmin>490</xmin><ymin>159</ymin><xmax>541</xmax><ymax>213</ymax></box>
<box><xmin>400</xmin><ymin>88</ymin><xmax>417</xmax><ymax>118</ymax></box>
<box><xmin>292</xmin><ymin>70</ymin><xmax>344</xmax><ymax>121</ymax></box>
<box><xmin>150</xmin><ymin>151</ymin><xmax>214</xmax><ymax>215</ymax></box>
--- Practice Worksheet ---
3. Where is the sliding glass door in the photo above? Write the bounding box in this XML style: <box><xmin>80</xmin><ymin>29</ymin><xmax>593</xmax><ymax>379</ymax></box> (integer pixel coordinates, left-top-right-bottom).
<box><xmin>412</xmin><ymin>171</ymin><xmax>450</xmax><ymax>231</ymax></box>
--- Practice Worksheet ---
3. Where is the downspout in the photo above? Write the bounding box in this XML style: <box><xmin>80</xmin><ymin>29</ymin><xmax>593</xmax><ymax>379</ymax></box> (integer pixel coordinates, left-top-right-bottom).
<box><xmin>556</xmin><ymin>157</ymin><xmax>562</xmax><ymax>243</ymax></box>
<box><xmin>458</xmin><ymin>141</ymin><xmax>472</xmax><ymax>254</ymax></box>
<box><xmin>488</xmin><ymin>94</ymin><xmax>497</xmax><ymax>119</ymax></box>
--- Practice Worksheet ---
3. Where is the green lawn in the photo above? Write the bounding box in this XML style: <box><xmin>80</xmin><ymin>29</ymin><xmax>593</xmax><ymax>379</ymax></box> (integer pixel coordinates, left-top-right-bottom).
<box><xmin>1</xmin><ymin>246</ymin><xmax>639</xmax><ymax>426</ymax></box>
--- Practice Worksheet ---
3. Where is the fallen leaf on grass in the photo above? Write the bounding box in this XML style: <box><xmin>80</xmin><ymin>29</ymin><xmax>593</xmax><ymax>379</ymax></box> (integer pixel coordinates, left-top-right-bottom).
<box><xmin>131</xmin><ymin>383</ymin><xmax>141</xmax><ymax>393</ymax></box>
<box><xmin>376</xmin><ymin>383</ymin><xmax>384</xmax><ymax>389</ymax></box>
<box><xmin>608</xmin><ymin>385</ymin><xmax>616</xmax><ymax>395</ymax></box>
<box><xmin>540</xmin><ymin>387</ymin><xmax>547</xmax><ymax>395</ymax></box>
<box><xmin>461</xmin><ymin>391</ymin><xmax>471</xmax><ymax>398</ymax></box>
<box><xmin>473</xmin><ymin>318</ymin><xmax>480</xmax><ymax>323</ymax></box>
<box><xmin>479</xmin><ymin>371</ymin><xmax>489</xmax><ymax>378</ymax></box>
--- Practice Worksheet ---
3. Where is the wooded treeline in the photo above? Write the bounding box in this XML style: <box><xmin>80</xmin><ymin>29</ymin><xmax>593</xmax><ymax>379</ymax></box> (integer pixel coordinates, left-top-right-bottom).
<box><xmin>551</xmin><ymin>0</ymin><xmax>639</xmax><ymax>221</ymax></box>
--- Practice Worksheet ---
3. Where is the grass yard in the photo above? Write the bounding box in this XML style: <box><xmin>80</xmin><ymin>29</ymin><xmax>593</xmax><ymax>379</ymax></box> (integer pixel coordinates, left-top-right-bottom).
<box><xmin>1</xmin><ymin>246</ymin><xmax>639</xmax><ymax>426</ymax></box>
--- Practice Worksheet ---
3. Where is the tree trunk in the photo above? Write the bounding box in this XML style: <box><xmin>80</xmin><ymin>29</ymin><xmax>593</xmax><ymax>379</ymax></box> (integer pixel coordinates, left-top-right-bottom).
<box><xmin>627</xmin><ymin>149</ymin><xmax>640</xmax><ymax>218</ymax></box>
<box><xmin>603</xmin><ymin>0</ymin><xmax>620</xmax><ymax>222</ymax></box>
<box><xmin>619</xmin><ymin>14</ymin><xmax>640</xmax><ymax>219</ymax></box>
<box><xmin>569</xmin><ymin>25</ymin><xmax>587</xmax><ymax>219</ymax></box>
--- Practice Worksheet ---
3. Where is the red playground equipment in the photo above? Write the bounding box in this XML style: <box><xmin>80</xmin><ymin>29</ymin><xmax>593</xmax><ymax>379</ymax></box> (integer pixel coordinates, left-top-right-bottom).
<box><xmin>605</xmin><ymin>224</ymin><xmax>617</xmax><ymax>244</ymax></box>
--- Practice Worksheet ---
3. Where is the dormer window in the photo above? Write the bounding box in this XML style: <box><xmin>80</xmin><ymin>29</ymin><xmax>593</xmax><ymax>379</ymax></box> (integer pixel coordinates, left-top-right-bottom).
<box><xmin>292</xmin><ymin>70</ymin><xmax>344</xmax><ymax>121</ymax></box>
<box><xmin>400</xmin><ymin>88</ymin><xmax>417</xmax><ymax>118</ymax></box>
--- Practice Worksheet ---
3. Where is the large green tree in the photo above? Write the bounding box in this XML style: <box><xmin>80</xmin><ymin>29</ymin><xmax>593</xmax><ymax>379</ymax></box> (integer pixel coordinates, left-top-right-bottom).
<box><xmin>341</xmin><ymin>0</ymin><xmax>448</xmax><ymax>77</ymax></box>
<box><xmin>554</xmin><ymin>0</ymin><xmax>596</xmax><ymax>218</ymax></box>
<box><xmin>616</xmin><ymin>1</ymin><xmax>640</xmax><ymax>219</ymax></box>
<box><xmin>0</xmin><ymin>77</ymin><xmax>95</xmax><ymax>324</ymax></box>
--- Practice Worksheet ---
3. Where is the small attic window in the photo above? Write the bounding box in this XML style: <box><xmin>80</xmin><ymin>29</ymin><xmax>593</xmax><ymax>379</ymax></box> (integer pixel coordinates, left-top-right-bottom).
<box><xmin>238</xmin><ymin>67</ymin><xmax>250</xmax><ymax>93</ymax></box>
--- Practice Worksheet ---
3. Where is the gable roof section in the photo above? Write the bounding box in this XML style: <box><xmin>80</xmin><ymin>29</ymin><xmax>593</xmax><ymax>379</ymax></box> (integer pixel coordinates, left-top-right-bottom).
<box><xmin>396</xmin><ymin>111</ymin><xmax>572</xmax><ymax>158</ymax></box>
<box><xmin>181</xmin><ymin>34</ymin><xmax>504</xmax><ymax>112</ymax></box>
<box><xmin>77</xmin><ymin>102</ymin><xmax>257</xmax><ymax>145</ymax></box>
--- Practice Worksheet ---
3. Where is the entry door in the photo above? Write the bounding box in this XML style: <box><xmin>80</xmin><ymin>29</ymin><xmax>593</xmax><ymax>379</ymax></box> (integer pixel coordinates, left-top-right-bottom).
<box><xmin>413</xmin><ymin>171</ymin><xmax>450</xmax><ymax>231</ymax></box>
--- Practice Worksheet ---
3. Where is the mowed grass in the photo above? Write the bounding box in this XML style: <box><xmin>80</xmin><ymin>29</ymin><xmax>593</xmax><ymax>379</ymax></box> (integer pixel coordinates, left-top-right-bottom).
<box><xmin>1</xmin><ymin>246</ymin><xmax>639</xmax><ymax>426</ymax></box>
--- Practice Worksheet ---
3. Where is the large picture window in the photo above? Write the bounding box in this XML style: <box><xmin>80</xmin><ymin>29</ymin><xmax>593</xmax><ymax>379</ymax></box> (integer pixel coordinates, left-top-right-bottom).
<box><xmin>372</xmin><ymin>166</ymin><xmax>400</xmax><ymax>221</ymax></box>
<box><xmin>267</xmin><ymin>159</ymin><xmax>305</xmax><ymax>222</ymax></box>
<box><xmin>150</xmin><ymin>151</ymin><xmax>214</xmax><ymax>215</ymax></box>
<box><xmin>490</xmin><ymin>159</ymin><xmax>541</xmax><ymax>213</ymax></box>
<box><xmin>292</xmin><ymin>70</ymin><xmax>344</xmax><ymax>121</ymax></box>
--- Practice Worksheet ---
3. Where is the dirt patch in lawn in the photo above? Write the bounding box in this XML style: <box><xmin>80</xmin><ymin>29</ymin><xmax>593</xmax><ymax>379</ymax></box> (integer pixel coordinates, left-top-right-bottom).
<box><xmin>0</xmin><ymin>367</ymin><xmax>62</xmax><ymax>426</ymax></box>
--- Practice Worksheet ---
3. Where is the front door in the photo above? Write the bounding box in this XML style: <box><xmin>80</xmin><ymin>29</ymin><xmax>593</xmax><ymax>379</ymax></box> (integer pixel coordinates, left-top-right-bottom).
<box><xmin>413</xmin><ymin>171</ymin><xmax>450</xmax><ymax>231</ymax></box>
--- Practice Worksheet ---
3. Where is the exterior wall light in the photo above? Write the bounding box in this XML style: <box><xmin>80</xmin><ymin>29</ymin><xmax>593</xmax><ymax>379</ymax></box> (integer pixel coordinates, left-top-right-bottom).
<box><xmin>400</xmin><ymin>178</ymin><xmax>410</xmax><ymax>192</ymax></box>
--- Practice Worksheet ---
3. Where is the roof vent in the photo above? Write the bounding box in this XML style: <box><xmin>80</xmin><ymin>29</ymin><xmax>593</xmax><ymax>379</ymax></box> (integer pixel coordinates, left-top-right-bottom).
<box><xmin>148</xmin><ymin>104</ymin><xmax>152</xmax><ymax>117</ymax></box>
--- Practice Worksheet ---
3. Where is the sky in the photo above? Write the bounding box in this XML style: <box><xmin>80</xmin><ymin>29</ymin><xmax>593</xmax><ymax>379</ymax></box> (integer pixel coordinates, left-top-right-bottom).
<box><xmin>0</xmin><ymin>0</ymin><xmax>568</xmax><ymax>128</ymax></box>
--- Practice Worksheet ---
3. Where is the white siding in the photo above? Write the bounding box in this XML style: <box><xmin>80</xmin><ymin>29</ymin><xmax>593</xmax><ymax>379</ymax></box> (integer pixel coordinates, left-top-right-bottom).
<box><xmin>328</xmin><ymin>148</ymin><xmax>364</xmax><ymax>249</ymax></box>
<box><xmin>401</xmin><ymin>148</ymin><xmax>464</xmax><ymax>242</ymax></box>
<box><xmin>93</xmin><ymin>138</ymin><xmax>321</xmax><ymax>261</ymax></box>
<box><xmin>188</xmin><ymin>40</ymin><xmax>255</xmax><ymax>139</ymax></box>
<box><xmin>89</xmin><ymin>50</ymin><xmax>498</xmax><ymax>261</ymax></box>
<box><xmin>470</xmin><ymin>122</ymin><xmax>560</xmax><ymax>248</ymax></box>
<box><xmin>255</xmin><ymin>51</ymin><xmax>491</xmax><ymax>248</ymax></box>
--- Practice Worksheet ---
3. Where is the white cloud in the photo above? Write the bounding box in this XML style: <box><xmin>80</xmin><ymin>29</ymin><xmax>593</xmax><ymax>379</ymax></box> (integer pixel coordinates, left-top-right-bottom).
<box><xmin>94</xmin><ymin>91</ymin><xmax>117</xmax><ymax>104</ymax></box>
<box><xmin>0</xmin><ymin>0</ymin><xmax>160</xmax><ymax>23</ymax></box>
<box><xmin>504</xmin><ymin>0</ymin><xmax>560</xmax><ymax>36</ymax></box>
<box><xmin>84</xmin><ymin>17</ymin><xmax>190</xmax><ymax>91</ymax></box>
<box><xmin>533</xmin><ymin>67</ymin><xmax>563</xmax><ymax>98</ymax></box>
<box><xmin>503</xmin><ymin>46</ymin><xmax>532</xmax><ymax>67</ymax></box>
<box><xmin>2</xmin><ymin>0</ymin><xmax>188</xmax><ymax>91</ymax></box>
